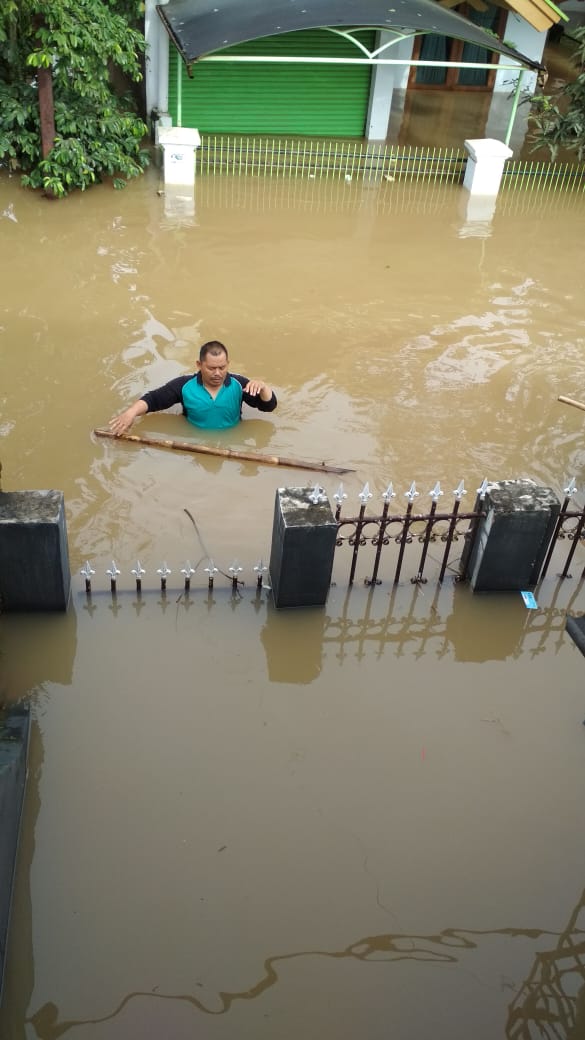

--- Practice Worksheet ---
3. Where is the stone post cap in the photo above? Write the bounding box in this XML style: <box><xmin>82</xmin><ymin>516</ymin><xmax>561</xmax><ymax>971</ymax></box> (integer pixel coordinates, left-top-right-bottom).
<box><xmin>464</xmin><ymin>138</ymin><xmax>513</xmax><ymax>161</ymax></box>
<box><xmin>157</xmin><ymin>126</ymin><xmax>201</xmax><ymax>148</ymax></box>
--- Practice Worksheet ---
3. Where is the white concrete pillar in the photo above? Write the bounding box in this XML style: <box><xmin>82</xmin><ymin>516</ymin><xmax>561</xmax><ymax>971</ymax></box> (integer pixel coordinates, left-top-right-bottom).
<box><xmin>366</xmin><ymin>32</ymin><xmax>395</xmax><ymax>140</ymax></box>
<box><xmin>145</xmin><ymin>0</ymin><xmax>170</xmax><ymax>119</ymax></box>
<box><xmin>158</xmin><ymin>27</ymin><xmax>170</xmax><ymax>115</ymax></box>
<box><xmin>391</xmin><ymin>35</ymin><xmax>415</xmax><ymax>91</ymax></box>
<box><xmin>158</xmin><ymin>126</ymin><xmax>201</xmax><ymax>186</ymax></box>
<box><xmin>463</xmin><ymin>138</ymin><xmax>512</xmax><ymax>196</ymax></box>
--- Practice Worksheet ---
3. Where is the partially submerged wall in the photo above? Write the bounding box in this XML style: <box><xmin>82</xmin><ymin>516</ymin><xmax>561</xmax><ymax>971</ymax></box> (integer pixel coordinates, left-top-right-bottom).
<box><xmin>0</xmin><ymin>704</ymin><xmax>31</xmax><ymax>1006</ymax></box>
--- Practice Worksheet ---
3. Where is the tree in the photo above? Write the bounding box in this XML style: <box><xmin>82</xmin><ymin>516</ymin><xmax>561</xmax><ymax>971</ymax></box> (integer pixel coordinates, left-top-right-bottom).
<box><xmin>529</xmin><ymin>26</ymin><xmax>585</xmax><ymax>161</ymax></box>
<box><xmin>0</xmin><ymin>0</ymin><xmax>150</xmax><ymax>197</ymax></box>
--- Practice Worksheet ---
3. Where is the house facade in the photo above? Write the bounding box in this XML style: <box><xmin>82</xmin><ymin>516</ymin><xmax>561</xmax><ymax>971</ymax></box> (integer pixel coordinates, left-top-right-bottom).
<box><xmin>145</xmin><ymin>0</ymin><xmax>565</xmax><ymax>143</ymax></box>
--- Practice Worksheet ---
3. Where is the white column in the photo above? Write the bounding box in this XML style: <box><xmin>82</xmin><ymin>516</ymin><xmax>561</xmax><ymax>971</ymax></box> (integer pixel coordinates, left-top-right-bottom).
<box><xmin>392</xmin><ymin>35</ymin><xmax>415</xmax><ymax>91</ymax></box>
<box><xmin>365</xmin><ymin>32</ymin><xmax>395</xmax><ymax>140</ymax></box>
<box><xmin>145</xmin><ymin>0</ymin><xmax>170</xmax><ymax>120</ymax></box>
<box><xmin>463</xmin><ymin>138</ymin><xmax>512</xmax><ymax>196</ymax></box>
<box><xmin>385</xmin><ymin>36</ymin><xmax>415</xmax><ymax>139</ymax></box>
<box><xmin>158</xmin><ymin>25</ymin><xmax>170</xmax><ymax>115</ymax></box>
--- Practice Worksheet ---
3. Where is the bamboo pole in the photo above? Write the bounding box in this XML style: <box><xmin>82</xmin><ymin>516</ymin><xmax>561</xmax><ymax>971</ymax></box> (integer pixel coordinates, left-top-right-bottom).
<box><xmin>93</xmin><ymin>429</ymin><xmax>355</xmax><ymax>476</ymax></box>
<box><xmin>558</xmin><ymin>395</ymin><xmax>585</xmax><ymax>413</ymax></box>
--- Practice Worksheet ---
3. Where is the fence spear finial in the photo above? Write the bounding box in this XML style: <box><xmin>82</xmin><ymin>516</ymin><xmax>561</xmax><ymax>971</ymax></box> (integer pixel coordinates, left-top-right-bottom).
<box><xmin>157</xmin><ymin>562</ymin><xmax>171</xmax><ymax>591</ymax></box>
<box><xmin>358</xmin><ymin>482</ymin><xmax>372</xmax><ymax>506</ymax></box>
<box><xmin>254</xmin><ymin>559</ymin><xmax>268</xmax><ymax>588</ymax></box>
<box><xmin>181</xmin><ymin>561</ymin><xmax>195</xmax><ymax>591</ymax></box>
<box><xmin>229</xmin><ymin>559</ymin><xmax>243</xmax><ymax>592</ymax></box>
<box><xmin>309</xmin><ymin>484</ymin><xmax>327</xmax><ymax>505</ymax></box>
<box><xmin>204</xmin><ymin>560</ymin><xmax>218</xmax><ymax>589</ymax></box>
<box><xmin>131</xmin><ymin>560</ymin><xmax>146</xmax><ymax>592</ymax></box>
<box><xmin>80</xmin><ymin>560</ymin><xmax>95</xmax><ymax>594</ymax></box>
<box><xmin>106</xmin><ymin>560</ymin><xmax>120</xmax><ymax>594</ymax></box>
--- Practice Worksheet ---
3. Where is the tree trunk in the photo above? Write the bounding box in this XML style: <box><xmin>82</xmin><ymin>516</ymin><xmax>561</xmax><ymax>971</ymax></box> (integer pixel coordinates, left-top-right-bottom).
<box><xmin>37</xmin><ymin>65</ymin><xmax>55</xmax><ymax>160</ymax></box>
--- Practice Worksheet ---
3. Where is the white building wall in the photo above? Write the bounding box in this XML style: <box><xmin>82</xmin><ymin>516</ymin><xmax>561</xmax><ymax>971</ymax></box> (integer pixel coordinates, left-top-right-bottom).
<box><xmin>493</xmin><ymin>12</ymin><xmax>547</xmax><ymax>94</ymax></box>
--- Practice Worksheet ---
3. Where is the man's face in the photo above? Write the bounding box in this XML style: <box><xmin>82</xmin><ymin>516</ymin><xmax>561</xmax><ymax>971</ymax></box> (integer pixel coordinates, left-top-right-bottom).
<box><xmin>198</xmin><ymin>351</ymin><xmax>228</xmax><ymax>389</ymax></box>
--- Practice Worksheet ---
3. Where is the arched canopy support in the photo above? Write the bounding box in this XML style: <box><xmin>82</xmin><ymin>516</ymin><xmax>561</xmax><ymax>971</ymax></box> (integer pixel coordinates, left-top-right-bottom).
<box><xmin>156</xmin><ymin>0</ymin><xmax>543</xmax><ymax>71</ymax></box>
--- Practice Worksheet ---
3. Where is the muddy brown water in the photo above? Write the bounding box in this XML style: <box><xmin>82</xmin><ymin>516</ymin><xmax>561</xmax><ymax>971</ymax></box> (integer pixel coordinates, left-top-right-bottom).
<box><xmin>1</xmin><ymin>162</ymin><xmax>585</xmax><ymax>1040</ymax></box>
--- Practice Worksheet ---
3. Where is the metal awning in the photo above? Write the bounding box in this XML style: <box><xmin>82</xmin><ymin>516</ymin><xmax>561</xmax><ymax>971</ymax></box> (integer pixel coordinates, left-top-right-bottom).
<box><xmin>156</xmin><ymin>0</ymin><xmax>544</xmax><ymax>70</ymax></box>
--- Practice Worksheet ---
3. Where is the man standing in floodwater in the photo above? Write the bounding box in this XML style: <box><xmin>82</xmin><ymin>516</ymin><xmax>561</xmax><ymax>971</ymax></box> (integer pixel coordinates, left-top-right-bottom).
<box><xmin>109</xmin><ymin>340</ymin><xmax>277</xmax><ymax>435</ymax></box>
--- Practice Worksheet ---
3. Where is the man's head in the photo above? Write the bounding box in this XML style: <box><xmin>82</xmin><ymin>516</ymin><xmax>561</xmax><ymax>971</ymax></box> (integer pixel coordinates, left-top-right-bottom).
<box><xmin>197</xmin><ymin>341</ymin><xmax>229</xmax><ymax>389</ymax></box>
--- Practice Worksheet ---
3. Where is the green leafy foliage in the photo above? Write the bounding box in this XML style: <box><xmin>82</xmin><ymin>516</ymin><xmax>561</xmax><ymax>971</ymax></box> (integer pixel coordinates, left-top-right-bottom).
<box><xmin>0</xmin><ymin>0</ymin><xmax>149</xmax><ymax>196</ymax></box>
<box><xmin>529</xmin><ymin>27</ymin><xmax>585</xmax><ymax>160</ymax></box>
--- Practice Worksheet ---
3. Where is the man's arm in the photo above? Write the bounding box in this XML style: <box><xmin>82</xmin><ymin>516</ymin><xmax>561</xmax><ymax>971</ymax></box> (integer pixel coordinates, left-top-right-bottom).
<box><xmin>109</xmin><ymin>375</ymin><xmax>191</xmax><ymax>436</ymax></box>
<box><xmin>109</xmin><ymin>399</ymin><xmax>149</xmax><ymax>436</ymax></box>
<box><xmin>235</xmin><ymin>375</ymin><xmax>277</xmax><ymax>413</ymax></box>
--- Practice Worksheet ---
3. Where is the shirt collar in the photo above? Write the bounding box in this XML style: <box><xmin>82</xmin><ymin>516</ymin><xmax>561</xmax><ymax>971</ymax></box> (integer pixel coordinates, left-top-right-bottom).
<box><xmin>195</xmin><ymin>371</ymin><xmax>231</xmax><ymax>386</ymax></box>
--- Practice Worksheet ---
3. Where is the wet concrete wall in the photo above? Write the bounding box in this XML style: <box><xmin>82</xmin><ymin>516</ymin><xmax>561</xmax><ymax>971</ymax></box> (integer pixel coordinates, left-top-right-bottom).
<box><xmin>0</xmin><ymin>491</ymin><xmax>70</xmax><ymax>611</ymax></box>
<box><xmin>0</xmin><ymin>704</ymin><xmax>30</xmax><ymax>1006</ymax></box>
<box><xmin>467</xmin><ymin>479</ymin><xmax>560</xmax><ymax>592</ymax></box>
<box><xmin>269</xmin><ymin>487</ymin><xmax>338</xmax><ymax>607</ymax></box>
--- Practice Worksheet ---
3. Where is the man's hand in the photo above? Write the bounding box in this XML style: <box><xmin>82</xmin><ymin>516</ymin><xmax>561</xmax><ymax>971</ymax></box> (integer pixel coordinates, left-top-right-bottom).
<box><xmin>243</xmin><ymin>379</ymin><xmax>272</xmax><ymax>402</ymax></box>
<box><xmin>109</xmin><ymin>400</ymin><xmax>148</xmax><ymax>436</ymax></box>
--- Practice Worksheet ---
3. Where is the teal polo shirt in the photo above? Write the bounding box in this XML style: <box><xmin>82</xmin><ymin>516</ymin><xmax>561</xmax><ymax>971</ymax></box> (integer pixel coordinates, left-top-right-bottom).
<box><xmin>182</xmin><ymin>373</ymin><xmax>243</xmax><ymax>429</ymax></box>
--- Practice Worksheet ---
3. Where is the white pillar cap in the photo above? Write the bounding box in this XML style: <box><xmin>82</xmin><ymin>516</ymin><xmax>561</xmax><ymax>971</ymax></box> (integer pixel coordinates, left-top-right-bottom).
<box><xmin>158</xmin><ymin>127</ymin><xmax>201</xmax><ymax>148</ymax></box>
<box><xmin>464</xmin><ymin>138</ymin><xmax>513</xmax><ymax>161</ymax></box>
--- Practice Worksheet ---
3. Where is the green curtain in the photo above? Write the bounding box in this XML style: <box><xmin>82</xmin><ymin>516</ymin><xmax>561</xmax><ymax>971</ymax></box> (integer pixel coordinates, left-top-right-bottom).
<box><xmin>459</xmin><ymin>6</ymin><xmax>499</xmax><ymax>86</ymax></box>
<box><xmin>415</xmin><ymin>33</ymin><xmax>448</xmax><ymax>85</ymax></box>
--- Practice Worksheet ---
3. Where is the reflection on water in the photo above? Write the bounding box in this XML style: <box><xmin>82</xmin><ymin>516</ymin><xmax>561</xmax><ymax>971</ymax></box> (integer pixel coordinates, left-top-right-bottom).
<box><xmin>1</xmin><ymin>578</ymin><xmax>585</xmax><ymax>1040</ymax></box>
<box><xmin>20</xmin><ymin>901</ymin><xmax>585</xmax><ymax>1038</ymax></box>
<box><xmin>1</xmin><ymin>153</ymin><xmax>585</xmax><ymax>1039</ymax></box>
<box><xmin>392</xmin><ymin>38</ymin><xmax>580</xmax><ymax>160</ymax></box>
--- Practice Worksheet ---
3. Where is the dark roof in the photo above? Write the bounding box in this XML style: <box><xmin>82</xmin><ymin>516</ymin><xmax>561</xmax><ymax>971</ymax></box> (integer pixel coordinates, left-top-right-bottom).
<box><xmin>156</xmin><ymin>0</ymin><xmax>542</xmax><ymax>70</ymax></box>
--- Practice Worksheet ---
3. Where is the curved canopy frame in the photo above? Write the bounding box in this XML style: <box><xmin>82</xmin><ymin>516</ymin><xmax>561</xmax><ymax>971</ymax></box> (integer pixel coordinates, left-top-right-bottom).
<box><xmin>156</xmin><ymin>0</ymin><xmax>543</xmax><ymax>71</ymax></box>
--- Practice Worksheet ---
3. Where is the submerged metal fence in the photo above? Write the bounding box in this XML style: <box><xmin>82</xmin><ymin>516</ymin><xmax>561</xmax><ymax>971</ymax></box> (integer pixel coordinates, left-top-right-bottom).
<box><xmin>196</xmin><ymin>135</ymin><xmax>585</xmax><ymax>192</ymax></box>
<box><xmin>74</xmin><ymin>566</ymin><xmax>584</xmax><ymax>666</ymax></box>
<box><xmin>501</xmin><ymin>159</ymin><xmax>585</xmax><ymax>193</ymax></box>
<box><xmin>332</xmin><ymin>477</ymin><xmax>585</xmax><ymax>587</ymax></box>
<box><xmin>332</xmin><ymin>481</ymin><xmax>482</xmax><ymax>586</ymax></box>
<box><xmin>540</xmin><ymin>479</ymin><xmax>585</xmax><ymax>580</ymax></box>
<box><xmin>77</xmin><ymin>480</ymin><xmax>585</xmax><ymax>596</ymax></box>
<box><xmin>197</xmin><ymin>136</ymin><xmax>466</xmax><ymax>183</ymax></box>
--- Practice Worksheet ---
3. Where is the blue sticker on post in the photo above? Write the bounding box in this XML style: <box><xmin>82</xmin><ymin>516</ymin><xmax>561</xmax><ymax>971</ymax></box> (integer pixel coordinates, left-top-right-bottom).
<box><xmin>521</xmin><ymin>590</ymin><xmax>538</xmax><ymax>609</ymax></box>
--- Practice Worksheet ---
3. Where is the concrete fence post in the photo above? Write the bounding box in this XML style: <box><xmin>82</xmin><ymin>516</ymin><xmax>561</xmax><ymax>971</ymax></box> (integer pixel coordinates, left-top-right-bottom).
<box><xmin>269</xmin><ymin>487</ymin><xmax>338</xmax><ymax>608</ymax></box>
<box><xmin>466</xmin><ymin>479</ymin><xmax>560</xmax><ymax>592</ymax></box>
<box><xmin>463</xmin><ymin>138</ymin><xmax>513</xmax><ymax>197</ymax></box>
<box><xmin>0</xmin><ymin>490</ymin><xmax>71</xmax><ymax>611</ymax></box>
<box><xmin>157</xmin><ymin>126</ymin><xmax>201</xmax><ymax>187</ymax></box>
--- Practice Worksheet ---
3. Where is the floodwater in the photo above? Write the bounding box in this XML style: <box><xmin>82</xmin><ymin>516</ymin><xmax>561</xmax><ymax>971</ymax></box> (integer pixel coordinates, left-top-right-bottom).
<box><xmin>1</xmin><ymin>157</ymin><xmax>585</xmax><ymax>1040</ymax></box>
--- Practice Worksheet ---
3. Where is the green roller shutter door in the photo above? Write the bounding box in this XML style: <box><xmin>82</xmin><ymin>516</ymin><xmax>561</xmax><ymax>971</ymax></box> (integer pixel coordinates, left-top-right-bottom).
<box><xmin>168</xmin><ymin>29</ymin><xmax>375</xmax><ymax>137</ymax></box>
